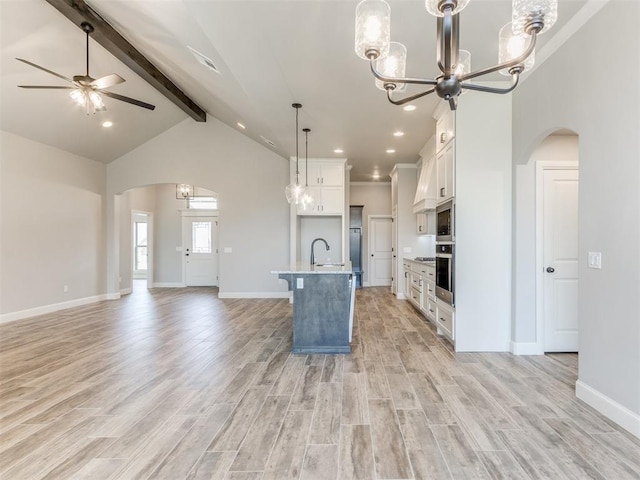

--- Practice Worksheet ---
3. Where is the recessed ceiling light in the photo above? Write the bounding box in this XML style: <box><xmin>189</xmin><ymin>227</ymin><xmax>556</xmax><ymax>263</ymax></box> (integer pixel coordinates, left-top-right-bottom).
<box><xmin>237</xmin><ymin>122</ymin><xmax>246</xmax><ymax>129</ymax></box>
<box><xmin>372</xmin><ymin>173</ymin><xmax>380</xmax><ymax>180</ymax></box>
<box><xmin>386</xmin><ymin>149</ymin><xmax>396</xmax><ymax>154</ymax></box>
<box><xmin>393</xmin><ymin>131</ymin><xmax>404</xmax><ymax>137</ymax></box>
<box><xmin>334</xmin><ymin>148</ymin><xmax>344</xmax><ymax>154</ymax></box>
<box><xmin>403</xmin><ymin>105</ymin><xmax>417</xmax><ymax>112</ymax></box>
<box><xmin>102</xmin><ymin>121</ymin><xmax>113</xmax><ymax>128</ymax></box>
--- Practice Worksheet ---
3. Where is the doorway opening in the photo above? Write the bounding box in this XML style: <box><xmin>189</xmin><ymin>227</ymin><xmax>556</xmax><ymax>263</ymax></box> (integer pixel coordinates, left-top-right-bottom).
<box><xmin>534</xmin><ymin>133</ymin><xmax>580</xmax><ymax>353</ymax></box>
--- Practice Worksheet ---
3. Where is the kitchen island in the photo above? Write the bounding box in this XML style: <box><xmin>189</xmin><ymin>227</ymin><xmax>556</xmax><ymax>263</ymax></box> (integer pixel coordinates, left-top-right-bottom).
<box><xmin>273</xmin><ymin>262</ymin><xmax>355</xmax><ymax>354</ymax></box>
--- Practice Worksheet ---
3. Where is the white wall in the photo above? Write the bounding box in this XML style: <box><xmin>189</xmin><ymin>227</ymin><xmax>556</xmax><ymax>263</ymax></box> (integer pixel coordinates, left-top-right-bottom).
<box><xmin>299</xmin><ymin>217</ymin><xmax>342</xmax><ymax>265</ymax></box>
<box><xmin>0</xmin><ymin>131</ymin><xmax>106</xmax><ymax>316</ymax></box>
<box><xmin>455</xmin><ymin>90</ymin><xmax>513</xmax><ymax>352</ymax></box>
<box><xmin>349</xmin><ymin>182</ymin><xmax>391</xmax><ymax>284</ymax></box>
<box><xmin>512</xmin><ymin>135</ymin><xmax>578</xmax><ymax>344</ymax></box>
<box><xmin>512</xmin><ymin>1</ymin><xmax>640</xmax><ymax>435</ymax></box>
<box><xmin>106</xmin><ymin>115</ymin><xmax>290</xmax><ymax>297</ymax></box>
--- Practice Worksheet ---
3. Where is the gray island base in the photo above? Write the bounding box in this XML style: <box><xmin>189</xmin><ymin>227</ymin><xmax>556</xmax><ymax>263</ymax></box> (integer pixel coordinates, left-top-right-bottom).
<box><xmin>274</xmin><ymin>263</ymin><xmax>355</xmax><ymax>354</ymax></box>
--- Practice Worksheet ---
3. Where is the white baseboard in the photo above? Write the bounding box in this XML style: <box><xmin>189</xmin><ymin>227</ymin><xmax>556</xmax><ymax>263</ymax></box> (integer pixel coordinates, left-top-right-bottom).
<box><xmin>106</xmin><ymin>292</ymin><xmax>121</xmax><ymax>300</ymax></box>
<box><xmin>0</xmin><ymin>294</ymin><xmax>110</xmax><ymax>324</ymax></box>
<box><xmin>119</xmin><ymin>288</ymin><xmax>132</xmax><ymax>296</ymax></box>
<box><xmin>218</xmin><ymin>292</ymin><xmax>290</xmax><ymax>299</ymax></box>
<box><xmin>397</xmin><ymin>293</ymin><xmax>407</xmax><ymax>300</ymax></box>
<box><xmin>576</xmin><ymin>380</ymin><xmax>640</xmax><ymax>439</ymax></box>
<box><xmin>363</xmin><ymin>281</ymin><xmax>370</xmax><ymax>287</ymax></box>
<box><xmin>510</xmin><ymin>341</ymin><xmax>543</xmax><ymax>355</ymax></box>
<box><xmin>152</xmin><ymin>282</ymin><xmax>186</xmax><ymax>288</ymax></box>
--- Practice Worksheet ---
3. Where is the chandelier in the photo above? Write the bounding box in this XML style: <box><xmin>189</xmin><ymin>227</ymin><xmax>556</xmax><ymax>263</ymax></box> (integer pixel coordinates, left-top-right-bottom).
<box><xmin>354</xmin><ymin>0</ymin><xmax>557</xmax><ymax>110</ymax></box>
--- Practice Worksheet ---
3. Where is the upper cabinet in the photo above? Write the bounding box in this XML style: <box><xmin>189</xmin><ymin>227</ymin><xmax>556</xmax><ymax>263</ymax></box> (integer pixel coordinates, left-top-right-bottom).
<box><xmin>299</xmin><ymin>161</ymin><xmax>344</xmax><ymax>187</ymax></box>
<box><xmin>435</xmin><ymin>105</ymin><xmax>455</xmax><ymax>153</ymax></box>
<box><xmin>436</xmin><ymin>142</ymin><xmax>455</xmax><ymax>203</ymax></box>
<box><xmin>294</xmin><ymin>159</ymin><xmax>346</xmax><ymax>216</ymax></box>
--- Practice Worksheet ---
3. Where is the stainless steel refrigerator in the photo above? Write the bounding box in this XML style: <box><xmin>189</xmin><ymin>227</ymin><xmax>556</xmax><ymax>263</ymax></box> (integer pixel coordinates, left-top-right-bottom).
<box><xmin>349</xmin><ymin>206</ymin><xmax>363</xmax><ymax>288</ymax></box>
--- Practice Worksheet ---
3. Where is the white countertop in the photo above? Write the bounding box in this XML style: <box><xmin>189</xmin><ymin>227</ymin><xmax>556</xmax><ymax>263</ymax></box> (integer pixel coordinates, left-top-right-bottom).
<box><xmin>404</xmin><ymin>257</ymin><xmax>436</xmax><ymax>265</ymax></box>
<box><xmin>272</xmin><ymin>261</ymin><xmax>353</xmax><ymax>274</ymax></box>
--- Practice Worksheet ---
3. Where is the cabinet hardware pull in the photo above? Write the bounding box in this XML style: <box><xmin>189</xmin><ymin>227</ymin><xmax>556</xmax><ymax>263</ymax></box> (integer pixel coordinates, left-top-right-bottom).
<box><xmin>440</xmin><ymin>187</ymin><xmax>445</xmax><ymax>197</ymax></box>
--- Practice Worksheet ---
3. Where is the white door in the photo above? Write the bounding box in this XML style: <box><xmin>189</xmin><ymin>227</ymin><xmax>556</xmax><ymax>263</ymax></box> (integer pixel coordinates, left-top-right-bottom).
<box><xmin>183</xmin><ymin>216</ymin><xmax>218</xmax><ymax>286</ymax></box>
<box><xmin>391</xmin><ymin>208</ymin><xmax>397</xmax><ymax>293</ymax></box>
<box><xmin>543</xmin><ymin>168</ymin><xmax>579</xmax><ymax>352</ymax></box>
<box><xmin>369</xmin><ymin>216</ymin><xmax>393</xmax><ymax>286</ymax></box>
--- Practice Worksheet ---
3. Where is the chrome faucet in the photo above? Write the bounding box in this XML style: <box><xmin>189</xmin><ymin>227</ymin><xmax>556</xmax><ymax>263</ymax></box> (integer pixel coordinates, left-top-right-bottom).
<box><xmin>310</xmin><ymin>238</ymin><xmax>330</xmax><ymax>265</ymax></box>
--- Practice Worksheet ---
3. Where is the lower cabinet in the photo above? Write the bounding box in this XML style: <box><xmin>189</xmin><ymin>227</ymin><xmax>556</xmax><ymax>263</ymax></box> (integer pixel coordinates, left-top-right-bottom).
<box><xmin>403</xmin><ymin>258</ymin><xmax>454</xmax><ymax>343</ymax></box>
<box><xmin>436</xmin><ymin>301</ymin><xmax>455</xmax><ymax>341</ymax></box>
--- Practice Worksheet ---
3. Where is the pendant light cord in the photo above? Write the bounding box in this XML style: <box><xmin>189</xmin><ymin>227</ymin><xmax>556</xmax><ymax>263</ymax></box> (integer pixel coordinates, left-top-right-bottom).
<box><xmin>294</xmin><ymin>105</ymin><xmax>300</xmax><ymax>184</ymax></box>
<box><xmin>304</xmin><ymin>128</ymin><xmax>310</xmax><ymax>187</ymax></box>
<box><xmin>86</xmin><ymin>30</ymin><xmax>90</xmax><ymax>77</ymax></box>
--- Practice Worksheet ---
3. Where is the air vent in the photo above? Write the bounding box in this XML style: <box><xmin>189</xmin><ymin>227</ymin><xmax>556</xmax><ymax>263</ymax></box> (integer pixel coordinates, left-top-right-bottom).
<box><xmin>260</xmin><ymin>136</ymin><xmax>276</xmax><ymax>148</ymax></box>
<box><xmin>187</xmin><ymin>46</ymin><xmax>220</xmax><ymax>74</ymax></box>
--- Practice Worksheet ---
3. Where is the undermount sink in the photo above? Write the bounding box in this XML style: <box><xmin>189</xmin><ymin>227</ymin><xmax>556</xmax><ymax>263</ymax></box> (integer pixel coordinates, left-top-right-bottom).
<box><xmin>313</xmin><ymin>263</ymin><xmax>345</xmax><ymax>268</ymax></box>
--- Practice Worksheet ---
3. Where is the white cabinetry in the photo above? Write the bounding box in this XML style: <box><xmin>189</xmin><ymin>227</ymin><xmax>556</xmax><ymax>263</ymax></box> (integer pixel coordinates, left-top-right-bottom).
<box><xmin>436</xmin><ymin>301</ymin><xmax>455</xmax><ymax>341</ymax></box>
<box><xmin>416</xmin><ymin>211</ymin><xmax>436</xmax><ymax>235</ymax></box>
<box><xmin>436</xmin><ymin>108</ymin><xmax>454</xmax><ymax>153</ymax></box>
<box><xmin>436</xmin><ymin>142</ymin><xmax>455</xmax><ymax>204</ymax></box>
<box><xmin>296</xmin><ymin>160</ymin><xmax>345</xmax><ymax>216</ymax></box>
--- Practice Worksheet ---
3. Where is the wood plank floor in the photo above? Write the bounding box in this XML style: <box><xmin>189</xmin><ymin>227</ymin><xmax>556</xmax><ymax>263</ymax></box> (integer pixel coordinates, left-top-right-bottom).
<box><xmin>1</xmin><ymin>285</ymin><xmax>639</xmax><ymax>479</ymax></box>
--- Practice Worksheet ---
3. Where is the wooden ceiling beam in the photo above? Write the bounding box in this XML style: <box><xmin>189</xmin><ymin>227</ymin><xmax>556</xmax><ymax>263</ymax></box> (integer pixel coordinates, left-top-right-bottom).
<box><xmin>45</xmin><ymin>0</ymin><xmax>207</xmax><ymax>122</ymax></box>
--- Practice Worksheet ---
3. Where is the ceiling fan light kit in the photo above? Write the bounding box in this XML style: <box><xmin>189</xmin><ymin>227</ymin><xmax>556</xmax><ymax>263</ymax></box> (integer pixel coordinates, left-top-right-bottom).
<box><xmin>16</xmin><ymin>21</ymin><xmax>155</xmax><ymax>115</ymax></box>
<box><xmin>354</xmin><ymin>0</ymin><xmax>557</xmax><ymax>110</ymax></box>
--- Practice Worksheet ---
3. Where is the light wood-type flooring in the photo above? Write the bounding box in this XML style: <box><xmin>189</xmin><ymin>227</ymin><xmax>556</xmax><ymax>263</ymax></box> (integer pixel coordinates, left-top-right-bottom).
<box><xmin>1</xmin><ymin>285</ymin><xmax>639</xmax><ymax>479</ymax></box>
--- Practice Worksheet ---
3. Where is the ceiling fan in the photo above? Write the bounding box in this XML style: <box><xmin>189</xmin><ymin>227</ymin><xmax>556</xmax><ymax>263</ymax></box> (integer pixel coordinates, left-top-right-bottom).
<box><xmin>16</xmin><ymin>22</ymin><xmax>155</xmax><ymax>114</ymax></box>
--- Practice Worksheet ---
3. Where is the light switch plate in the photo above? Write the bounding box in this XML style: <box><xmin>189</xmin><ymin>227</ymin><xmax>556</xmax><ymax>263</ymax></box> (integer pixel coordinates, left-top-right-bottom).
<box><xmin>223</xmin><ymin>247</ymin><xmax>232</xmax><ymax>253</ymax></box>
<box><xmin>588</xmin><ymin>251</ymin><xmax>602</xmax><ymax>269</ymax></box>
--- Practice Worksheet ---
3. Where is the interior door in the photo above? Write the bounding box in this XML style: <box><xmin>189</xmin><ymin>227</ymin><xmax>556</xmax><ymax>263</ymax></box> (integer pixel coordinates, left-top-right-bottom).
<box><xmin>183</xmin><ymin>216</ymin><xmax>218</xmax><ymax>286</ymax></box>
<box><xmin>543</xmin><ymin>168</ymin><xmax>579</xmax><ymax>352</ymax></box>
<box><xmin>369</xmin><ymin>216</ymin><xmax>393</xmax><ymax>287</ymax></box>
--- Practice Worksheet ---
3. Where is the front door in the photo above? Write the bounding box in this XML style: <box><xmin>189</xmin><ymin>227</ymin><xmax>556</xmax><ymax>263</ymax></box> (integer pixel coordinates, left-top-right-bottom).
<box><xmin>183</xmin><ymin>216</ymin><xmax>218</xmax><ymax>286</ymax></box>
<box><xmin>543</xmin><ymin>168</ymin><xmax>579</xmax><ymax>352</ymax></box>
<box><xmin>369</xmin><ymin>216</ymin><xmax>393</xmax><ymax>287</ymax></box>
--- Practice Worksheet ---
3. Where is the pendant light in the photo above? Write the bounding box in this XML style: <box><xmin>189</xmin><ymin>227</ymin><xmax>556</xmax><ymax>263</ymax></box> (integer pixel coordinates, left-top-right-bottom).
<box><xmin>299</xmin><ymin>128</ymin><xmax>316</xmax><ymax>211</ymax></box>
<box><xmin>285</xmin><ymin>103</ymin><xmax>306</xmax><ymax>204</ymax></box>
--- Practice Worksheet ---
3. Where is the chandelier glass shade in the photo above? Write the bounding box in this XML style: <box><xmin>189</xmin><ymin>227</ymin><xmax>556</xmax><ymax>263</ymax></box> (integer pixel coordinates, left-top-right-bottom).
<box><xmin>354</xmin><ymin>0</ymin><xmax>557</xmax><ymax>110</ymax></box>
<box><xmin>285</xmin><ymin>103</ymin><xmax>306</xmax><ymax>205</ymax></box>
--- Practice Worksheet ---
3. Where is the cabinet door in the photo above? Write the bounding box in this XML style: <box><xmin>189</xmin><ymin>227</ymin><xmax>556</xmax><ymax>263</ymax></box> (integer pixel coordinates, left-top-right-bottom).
<box><xmin>436</xmin><ymin>142</ymin><xmax>455</xmax><ymax>203</ymax></box>
<box><xmin>416</xmin><ymin>213</ymin><xmax>427</xmax><ymax>234</ymax></box>
<box><xmin>319</xmin><ymin>186</ymin><xmax>344</xmax><ymax>214</ymax></box>
<box><xmin>320</xmin><ymin>164</ymin><xmax>344</xmax><ymax>186</ymax></box>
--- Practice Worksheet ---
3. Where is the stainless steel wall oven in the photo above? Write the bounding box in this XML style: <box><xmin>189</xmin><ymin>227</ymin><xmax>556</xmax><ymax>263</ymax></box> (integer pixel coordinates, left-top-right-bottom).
<box><xmin>435</xmin><ymin>243</ymin><xmax>454</xmax><ymax>305</ymax></box>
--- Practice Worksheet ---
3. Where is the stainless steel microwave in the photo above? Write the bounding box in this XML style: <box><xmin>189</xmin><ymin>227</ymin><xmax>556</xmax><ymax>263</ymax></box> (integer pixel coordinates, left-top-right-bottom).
<box><xmin>436</xmin><ymin>200</ymin><xmax>454</xmax><ymax>242</ymax></box>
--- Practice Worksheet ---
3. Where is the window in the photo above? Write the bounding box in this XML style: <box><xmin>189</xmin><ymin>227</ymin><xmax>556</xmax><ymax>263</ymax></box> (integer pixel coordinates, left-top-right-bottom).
<box><xmin>134</xmin><ymin>221</ymin><xmax>148</xmax><ymax>271</ymax></box>
<box><xmin>192</xmin><ymin>221</ymin><xmax>212</xmax><ymax>253</ymax></box>
<box><xmin>188</xmin><ymin>196</ymin><xmax>218</xmax><ymax>210</ymax></box>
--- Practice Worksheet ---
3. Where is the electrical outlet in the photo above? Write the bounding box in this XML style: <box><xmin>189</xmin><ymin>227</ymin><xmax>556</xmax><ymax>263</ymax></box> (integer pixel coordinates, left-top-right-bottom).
<box><xmin>296</xmin><ymin>278</ymin><xmax>304</xmax><ymax>289</ymax></box>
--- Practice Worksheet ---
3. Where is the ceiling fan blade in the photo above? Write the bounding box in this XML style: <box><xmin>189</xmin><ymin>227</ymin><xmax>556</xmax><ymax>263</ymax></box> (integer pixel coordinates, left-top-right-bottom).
<box><xmin>101</xmin><ymin>91</ymin><xmax>156</xmax><ymax>111</ymax></box>
<box><xmin>18</xmin><ymin>85</ymin><xmax>74</xmax><ymax>89</ymax></box>
<box><xmin>15</xmin><ymin>58</ymin><xmax>73</xmax><ymax>84</ymax></box>
<box><xmin>91</xmin><ymin>73</ymin><xmax>125</xmax><ymax>90</ymax></box>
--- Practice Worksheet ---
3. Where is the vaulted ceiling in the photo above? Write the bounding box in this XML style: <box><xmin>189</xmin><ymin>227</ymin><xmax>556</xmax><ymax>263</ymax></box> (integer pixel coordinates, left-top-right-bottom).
<box><xmin>1</xmin><ymin>0</ymin><xmax>588</xmax><ymax>181</ymax></box>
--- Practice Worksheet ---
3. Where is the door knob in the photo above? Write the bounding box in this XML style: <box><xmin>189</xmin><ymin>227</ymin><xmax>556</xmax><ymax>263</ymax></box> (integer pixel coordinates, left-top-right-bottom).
<box><xmin>546</xmin><ymin>267</ymin><xmax>555</xmax><ymax>273</ymax></box>
<box><xmin>371</xmin><ymin>254</ymin><xmax>374</xmax><ymax>257</ymax></box>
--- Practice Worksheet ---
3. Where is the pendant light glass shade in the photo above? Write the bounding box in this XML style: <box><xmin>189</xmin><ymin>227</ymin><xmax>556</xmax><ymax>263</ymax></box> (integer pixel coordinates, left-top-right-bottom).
<box><xmin>355</xmin><ymin>0</ymin><xmax>391</xmax><ymax>59</ymax></box>
<box><xmin>299</xmin><ymin>127</ymin><xmax>315</xmax><ymax>211</ymax></box>
<box><xmin>375</xmin><ymin>41</ymin><xmax>407</xmax><ymax>92</ymax></box>
<box><xmin>285</xmin><ymin>182</ymin><xmax>305</xmax><ymax>204</ymax></box>
<box><xmin>425</xmin><ymin>0</ymin><xmax>470</xmax><ymax>17</ymax></box>
<box><xmin>454</xmin><ymin>49</ymin><xmax>471</xmax><ymax>77</ymax></box>
<box><xmin>286</xmin><ymin>102</ymin><xmax>306</xmax><ymax>205</ymax></box>
<box><xmin>512</xmin><ymin>0</ymin><xmax>557</xmax><ymax>35</ymax></box>
<box><xmin>498</xmin><ymin>23</ymin><xmax>535</xmax><ymax>75</ymax></box>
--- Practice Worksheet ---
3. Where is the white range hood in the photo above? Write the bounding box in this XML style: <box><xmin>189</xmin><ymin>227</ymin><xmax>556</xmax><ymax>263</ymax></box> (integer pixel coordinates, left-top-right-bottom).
<box><xmin>413</xmin><ymin>136</ymin><xmax>437</xmax><ymax>213</ymax></box>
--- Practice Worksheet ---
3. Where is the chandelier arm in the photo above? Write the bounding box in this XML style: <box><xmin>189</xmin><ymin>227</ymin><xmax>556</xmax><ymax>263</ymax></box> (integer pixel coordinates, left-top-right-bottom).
<box><xmin>369</xmin><ymin>58</ymin><xmax>437</xmax><ymax>86</ymax></box>
<box><xmin>386</xmin><ymin>86</ymin><xmax>436</xmax><ymax>105</ymax></box>
<box><xmin>460</xmin><ymin>30</ymin><xmax>537</xmax><ymax>82</ymax></box>
<box><xmin>461</xmin><ymin>73</ymin><xmax>520</xmax><ymax>94</ymax></box>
